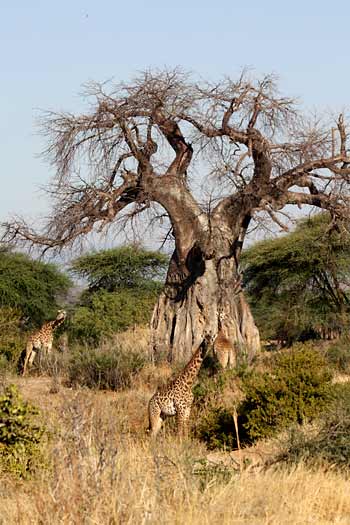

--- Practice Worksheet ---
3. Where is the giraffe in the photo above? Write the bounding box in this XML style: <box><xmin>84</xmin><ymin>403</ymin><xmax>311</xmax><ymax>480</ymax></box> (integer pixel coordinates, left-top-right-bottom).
<box><xmin>213</xmin><ymin>311</ymin><xmax>237</xmax><ymax>369</ymax></box>
<box><xmin>213</xmin><ymin>331</ymin><xmax>235</xmax><ymax>369</ymax></box>
<box><xmin>22</xmin><ymin>310</ymin><xmax>67</xmax><ymax>375</ymax></box>
<box><xmin>147</xmin><ymin>334</ymin><xmax>213</xmax><ymax>437</ymax></box>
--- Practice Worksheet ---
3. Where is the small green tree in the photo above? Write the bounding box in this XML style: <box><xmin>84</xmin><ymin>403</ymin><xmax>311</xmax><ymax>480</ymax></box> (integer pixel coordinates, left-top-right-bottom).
<box><xmin>0</xmin><ymin>307</ymin><xmax>24</xmax><ymax>369</ymax></box>
<box><xmin>71</xmin><ymin>245</ymin><xmax>168</xmax><ymax>292</ymax></box>
<box><xmin>0</xmin><ymin>384</ymin><xmax>48</xmax><ymax>478</ymax></box>
<box><xmin>70</xmin><ymin>246</ymin><xmax>168</xmax><ymax>342</ymax></box>
<box><xmin>0</xmin><ymin>248</ymin><xmax>71</xmax><ymax>327</ymax></box>
<box><xmin>242</xmin><ymin>214</ymin><xmax>350</xmax><ymax>344</ymax></box>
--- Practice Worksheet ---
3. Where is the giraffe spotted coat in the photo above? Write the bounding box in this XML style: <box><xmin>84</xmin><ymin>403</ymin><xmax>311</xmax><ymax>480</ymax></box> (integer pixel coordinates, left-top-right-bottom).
<box><xmin>148</xmin><ymin>335</ymin><xmax>212</xmax><ymax>437</ymax></box>
<box><xmin>22</xmin><ymin>310</ymin><xmax>66</xmax><ymax>375</ymax></box>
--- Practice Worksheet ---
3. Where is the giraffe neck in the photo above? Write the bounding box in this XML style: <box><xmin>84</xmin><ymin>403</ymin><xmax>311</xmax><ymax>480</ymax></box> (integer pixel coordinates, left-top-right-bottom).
<box><xmin>48</xmin><ymin>317</ymin><xmax>65</xmax><ymax>331</ymax></box>
<box><xmin>180</xmin><ymin>342</ymin><xmax>207</xmax><ymax>385</ymax></box>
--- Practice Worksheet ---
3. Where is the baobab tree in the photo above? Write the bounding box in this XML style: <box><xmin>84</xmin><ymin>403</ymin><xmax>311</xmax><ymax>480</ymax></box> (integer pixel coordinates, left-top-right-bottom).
<box><xmin>3</xmin><ymin>69</ymin><xmax>350</xmax><ymax>363</ymax></box>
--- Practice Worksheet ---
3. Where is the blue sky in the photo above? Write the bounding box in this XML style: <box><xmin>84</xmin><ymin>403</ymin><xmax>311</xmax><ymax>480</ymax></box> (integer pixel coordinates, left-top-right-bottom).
<box><xmin>1</xmin><ymin>0</ymin><xmax>350</xmax><ymax>239</ymax></box>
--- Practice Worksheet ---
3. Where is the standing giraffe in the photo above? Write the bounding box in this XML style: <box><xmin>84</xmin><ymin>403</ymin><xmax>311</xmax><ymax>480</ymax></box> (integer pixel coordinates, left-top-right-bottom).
<box><xmin>213</xmin><ymin>331</ymin><xmax>235</xmax><ymax>369</ymax></box>
<box><xmin>147</xmin><ymin>335</ymin><xmax>213</xmax><ymax>437</ymax></box>
<box><xmin>213</xmin><ymin>311</ymin><xmax>237</xmax><ymax>369</ymax></box>
<box><xmin>22</xmin><ymin>310</ymin><xmax>67</xmax><ymax>375</ymax></box>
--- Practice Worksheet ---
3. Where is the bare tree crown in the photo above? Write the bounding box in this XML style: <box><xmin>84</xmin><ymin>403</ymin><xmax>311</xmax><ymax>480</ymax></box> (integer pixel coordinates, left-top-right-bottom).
<box><xmin>3</xmin><ymin>68</ymin><xmax>350</xmax><ymax>253</ymax></box>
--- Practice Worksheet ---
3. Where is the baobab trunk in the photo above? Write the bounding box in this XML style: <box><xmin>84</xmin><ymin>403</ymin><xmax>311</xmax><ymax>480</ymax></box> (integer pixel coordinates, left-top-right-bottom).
<box><xmin>150</xmin><ymin>239</ymin><xmax>260</xmax><ymax>365</ymax></box>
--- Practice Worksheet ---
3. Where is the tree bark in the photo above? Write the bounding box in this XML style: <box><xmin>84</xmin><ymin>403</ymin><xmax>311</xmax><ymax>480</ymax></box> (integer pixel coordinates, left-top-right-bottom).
<box><xmin>150</xmin><ymin>228</ymin><xmax>260</xmax><ymax>365</ymax></box>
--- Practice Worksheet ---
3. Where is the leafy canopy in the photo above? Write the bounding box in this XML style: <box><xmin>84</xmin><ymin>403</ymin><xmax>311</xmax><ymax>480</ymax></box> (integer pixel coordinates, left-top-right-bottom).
<box><xmin>70</xmin><ymin>245</ymin><xmax>168</xmax><ymax>292</ymax></box>
<box><xmin>0</xmin><ymin>248</ymin><xmax>71</xmax><ymax>326</ymax></box>
<box><xmin>69</xmin><ymin>246</ymin><xmax>168</xmax><ymax>342</ymax></box>
<box><xmin>242</xmin><ymin>213</ymin><xmax>350</xmax><ymax>342</ymax></box>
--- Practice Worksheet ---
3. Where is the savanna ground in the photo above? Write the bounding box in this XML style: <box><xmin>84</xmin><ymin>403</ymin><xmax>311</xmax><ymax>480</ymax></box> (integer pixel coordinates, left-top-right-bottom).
<box><xmin>1</xmin><ymin>328</ymin><xmax>350</xmax><ymax>525</ymax></box>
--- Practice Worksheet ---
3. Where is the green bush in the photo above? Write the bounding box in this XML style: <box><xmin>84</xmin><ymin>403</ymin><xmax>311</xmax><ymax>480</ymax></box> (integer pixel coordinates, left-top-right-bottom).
<box><xmin>0</xmin><ymin>384</ymin><xmax>48</xmax><ymax>478</ymax></box>
<box><xmin>278</xmin><ymin>382</ymin><xmax>350</xmax><ymax>470</ymax></box>
<box><xmin>68</xmin><ymin>245</ymin><xmax>166</xmax><ymax>344</ymax></box>
<box><xmin>66</xmin><ymin>344</ymin><xmax>146</xmax><ymax>390</ymax></box>
<box><xmin>194</xmin><ymin>344</ymin><xmax>334</xmax><ymax>450</ymax></box>
<box><xmin>324</xmin><ymin>337</ymin><xmax>350</xmax><ymax>373</ymax></box>
<box><xmin>195</xmin><ymin>407</ymin><xmax>237</xmax><ymax>450</ymax></box>
<box><xmin>240</xmin><ymin>344</ymin><xmax>333</xmax><ymax>441</ymax></box>
<box><xmin>0</xmin><ymin>249</ymin><xmax>71</xmax><ymax>327</ymax></box>
<box><xmin>0</xmin><ymin>307</ymin><xmax>25</xmax><ymax>371</ymax></box>
<box><xmin>69</xmin><ymin>288</ymin><xmax>159</xmax><ymax>344</ymax></box>
<box><xmin>193</xmin><ymin>370</ymin><xmax>243</xmax><ymax>450</ymax></box>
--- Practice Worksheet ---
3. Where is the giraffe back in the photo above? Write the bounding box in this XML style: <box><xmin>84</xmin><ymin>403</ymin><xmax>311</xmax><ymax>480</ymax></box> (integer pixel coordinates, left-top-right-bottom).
<box><xmin>28</xmin><ymin>310</ymin><xmax>66</xmax><ymax>348</ymax></box>
<box><xmin>28</xmin><ymin>321</ymin><xmax>55</xmax><ymax>349</ymax></box>
<box><xmin>214</xmin><ymin>331</ymin><xmax>235</xmax><ymax>368</ymax></box>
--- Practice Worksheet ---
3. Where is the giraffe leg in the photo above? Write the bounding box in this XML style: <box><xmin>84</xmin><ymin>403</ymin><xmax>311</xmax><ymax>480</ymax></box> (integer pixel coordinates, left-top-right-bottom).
<box><xmin>148</xmin><ymin>400</ymin><xmax>163</xmax><ymax>437</ymax></box>
<box><xmin>22</xmin><ymin>343</ymin><xmax>34</xmax><ymax>376</ymax></box>
<box><xmin>28</xmin><ymin>349</ymin><xmax>37</xmax><ymax>366</ymax></box>
<box><xmin>176</xmin><ymin>405</ymin><xmax>191</xmax><ymax>437</ymax></box>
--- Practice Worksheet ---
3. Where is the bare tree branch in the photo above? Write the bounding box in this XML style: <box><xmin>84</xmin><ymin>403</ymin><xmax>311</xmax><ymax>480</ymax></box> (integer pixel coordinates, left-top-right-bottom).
<box><xmin>3</xmin><ymin>68</ymin><xmax>350</xmax><ymax>258</ymax></box>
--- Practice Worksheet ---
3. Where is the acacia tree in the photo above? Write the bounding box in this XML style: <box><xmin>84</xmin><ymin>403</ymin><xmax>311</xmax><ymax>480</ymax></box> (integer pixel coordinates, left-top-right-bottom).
<box><xmin>3</xmin><ymin>69</ymin><xmax>350</xmax><ymax>363</ymax></box>
<box><xmin>242</xmin><ymin>214</ymin><xmax>350</xmax><ymax>344</ymax></box>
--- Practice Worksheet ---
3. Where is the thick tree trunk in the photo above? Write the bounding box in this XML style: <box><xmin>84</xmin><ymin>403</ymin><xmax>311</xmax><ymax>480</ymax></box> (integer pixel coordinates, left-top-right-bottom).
<box><xmin>150</xmin><ymin>250</ymin><xmax>260</xmax><ymax>365</ymax></box>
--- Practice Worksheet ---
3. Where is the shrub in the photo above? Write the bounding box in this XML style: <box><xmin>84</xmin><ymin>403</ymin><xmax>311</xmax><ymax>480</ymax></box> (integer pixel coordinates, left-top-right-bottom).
<box><xmin>66</xmin><ymin>344</ymin><xmax>146</xmax><ymax>390</ymax></box>
<box><xmin>324</xmin><ymin>337</ymin><xmax>350</xmax><ymax>373</ymax></box>
<box><xmin>195</xmin><ymin>407</ymin><xmax>237</xmax><ymax>450</ymax></box>
<box><xmin>0</xmin><ymin>384</ymin><xmax>48</xmax><ymax>478</ymax></box>
<box><xmin>193</xmin><ymin>370</ymin><xmax>244</xmax><ymax>450</ymax></box>
<box><xmin>194</xmin><ymin>343</ymin><xmax>334</xmax><ymax>450</ymax></box>
<box><xmin>240</xmin><ymin>344</ymin><xmax>333</xmax><ymax>441</ymax></box>
<box><xmin>0</xmin><ymin>307</ymin><xmax>25</xmax><ymax>372</ymax></box>
<box><xmin>278</xmin><ymin>382</ymin><xmax>350</xmax><ymax>470</ymax></box>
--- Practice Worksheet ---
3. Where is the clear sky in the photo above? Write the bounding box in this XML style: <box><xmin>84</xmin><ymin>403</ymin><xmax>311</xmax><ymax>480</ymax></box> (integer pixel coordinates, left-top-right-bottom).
<box><xmin>1</xmin><ymin>0</ymin><xmax>350</xmax><ymax>242</ymax></box>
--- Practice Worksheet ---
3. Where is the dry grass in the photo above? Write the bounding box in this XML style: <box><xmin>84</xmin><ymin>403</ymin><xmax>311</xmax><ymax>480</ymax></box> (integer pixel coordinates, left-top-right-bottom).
<box><xmin>106</xmin><ymin>325</ymin><xmax>151</xmax><ymax>356</ymax></box>
<box><xmin>0</xmin><ymin>371</ymin><xmax>349</xmax><ymax>525</ymax></box>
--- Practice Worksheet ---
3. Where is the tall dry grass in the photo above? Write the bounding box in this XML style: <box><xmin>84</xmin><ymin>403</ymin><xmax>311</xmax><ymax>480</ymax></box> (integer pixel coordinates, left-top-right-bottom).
<box><xmin>0</xmin><ymin>371</ymin><xmax>350</xmax><ymax>525</ymax></box>
<box><xmin>1</xmin><ymin>328</ymin><xmax>350</xmax><ymax>524</ymax></box>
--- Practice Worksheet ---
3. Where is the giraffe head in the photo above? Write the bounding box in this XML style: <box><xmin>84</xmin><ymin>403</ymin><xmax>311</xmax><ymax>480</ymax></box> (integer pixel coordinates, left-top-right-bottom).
<box><xmin>218</xmin><ymin>310</ymin><xmax>227</xmax><ymax>327</ymax></box>
<box><xmin>56</xmin><ymin>309</ymin><xmax>67</xmax><ymax>321</ymax></box>
<box><xmin>203</xmin><ymin>332</ymin><xmax>216</xmax><ymax>348</ymax></box>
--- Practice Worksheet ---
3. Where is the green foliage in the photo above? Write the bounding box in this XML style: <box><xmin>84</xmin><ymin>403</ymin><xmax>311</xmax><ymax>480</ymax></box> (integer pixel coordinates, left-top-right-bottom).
<box><xmin>71</xmin><ymin>245</ymin><xmax>168</xmax><ymax>292</ymax></box>
<box><xmin>240</xmin><ymin>344</ymin><xmax>333</xmax><ymax>441</ymax></box>
<box><xmin>0</xmin><ymin>384</ymin><xmax>48</xmax><ymax>478</ymax></box>
<box><xmin>0</xmin><ymin>249</ymin><xmax>71</xmax><ymax>327</ymax></box>
<box><xmin>194</xmin><ymin>343</ymin><xmax>333</xmax><ymax>450</ymax></box>
<box><xmin>69</xmin><ymin>246</ymin><xmax>167</xmax><ymax>343</ymax></box>
<box><xmin>69</xmin><ymin>288</ymin><xmax>159</xmax><ymax>343</ymax></box>
<box><xmin>324</xmin><ymin>337</ymin><xmax>350</xmax><ymax>373</ymax></box>
<box><xmin>242</xmin><ymin>213</ymin><xmax>350</xmax><ymax>343</ymax></box>
<box><xmin>279</xmin><ymin>382</ymin><xmax>350</xmax><ymax>470</ymax></box>
<box><xmin>195</xmin><ymin>407</ymin><xmax>237</xmax><ymax>450</ymax></box>
<box><xmin>67</xmin><ymin>344</ymin><xmax>146</xmax><ymax>390</ymax></box>
<box><xmin>0</xmin><ymin>307</ymin><xmax>25</xmax><ymax>371</ymax></box>
<box><xmin>193</xmin><ymin>370</ymin><xmax>242</xmax><ymax>450</ymax></box>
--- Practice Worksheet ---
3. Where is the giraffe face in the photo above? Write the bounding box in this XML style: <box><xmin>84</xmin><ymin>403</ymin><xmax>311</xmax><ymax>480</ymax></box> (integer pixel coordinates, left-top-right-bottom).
<box><xmin>56</xmin><ymin>310</ymin><xmax>67</xmax><ymax>321</ymax></box>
